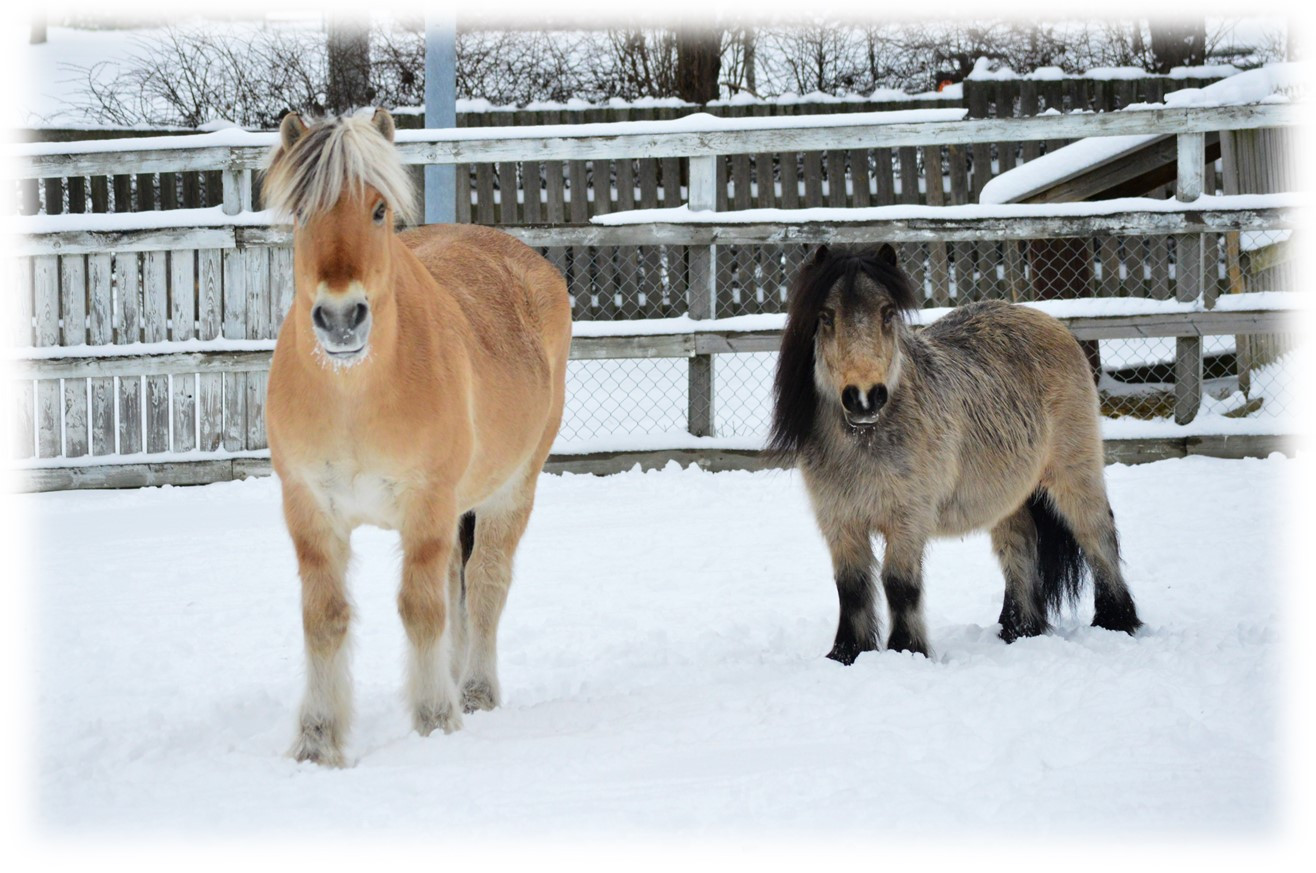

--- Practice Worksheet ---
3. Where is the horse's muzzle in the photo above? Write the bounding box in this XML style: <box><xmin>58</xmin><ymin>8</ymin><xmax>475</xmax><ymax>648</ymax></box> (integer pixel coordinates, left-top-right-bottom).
<box><xmin>312</xmin><ymin>298</ymin><xmax>372</xmax><ymax>361</ymax></box>
<box><xmin>841</xmin><ymin>383</ymin><xmax>888</xmax><ymax>426</ymax></box>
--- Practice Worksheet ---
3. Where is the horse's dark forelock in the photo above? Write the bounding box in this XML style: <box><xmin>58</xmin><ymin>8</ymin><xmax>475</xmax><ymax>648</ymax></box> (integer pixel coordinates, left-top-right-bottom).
<box><xmin>767</xmin><ymin>246</ymin><xmax>919</xmax><ymax>458</ymax></box>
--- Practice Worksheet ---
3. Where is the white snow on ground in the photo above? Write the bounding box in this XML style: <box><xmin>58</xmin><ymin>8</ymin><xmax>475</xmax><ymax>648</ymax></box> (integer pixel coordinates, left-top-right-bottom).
<box><xmin>23</xmin><ymin>455</ymin><xmax>1294</xmax><ymax>837</ymax></box>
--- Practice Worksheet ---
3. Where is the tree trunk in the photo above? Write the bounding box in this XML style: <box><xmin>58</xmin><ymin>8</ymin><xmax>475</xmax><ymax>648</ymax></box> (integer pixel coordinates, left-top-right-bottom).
<box><xmin>326</xmin><ymin>16</ymin><xmax>373</xmax><ymax>115</ymax></box>
<box><xmin>675</xmin><ymin>28</ymin><xmax>722</xmax><ymax>104</ymax></box>
<box><xmin>1147</xmin><ymin>19</ymin><xmax>1206</xmax><ymax>73</ymax></box>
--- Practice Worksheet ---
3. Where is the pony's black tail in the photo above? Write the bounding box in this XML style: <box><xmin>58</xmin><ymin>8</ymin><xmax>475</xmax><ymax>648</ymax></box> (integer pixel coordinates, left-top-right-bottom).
<box><xmin>1027</xmin><ymin>490</ymin><xmax>1086</xmax><ymax>618</ymax></box>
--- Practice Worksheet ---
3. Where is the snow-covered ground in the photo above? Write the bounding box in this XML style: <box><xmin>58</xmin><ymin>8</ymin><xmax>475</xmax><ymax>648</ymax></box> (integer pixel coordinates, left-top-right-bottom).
<box><xmin>18</xmin><ymin>454</ymin><xmax>1304</xmax><ymax>847</ymax></box>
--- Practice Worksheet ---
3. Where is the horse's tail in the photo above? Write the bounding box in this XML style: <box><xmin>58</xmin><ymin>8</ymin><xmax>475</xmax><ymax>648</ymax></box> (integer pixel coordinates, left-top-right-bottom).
<box><xmin>1027</xmin><ymin>490</ymin><xmax>1086</xmax><ymax>618</ymax></box>
<box><xmin>458</xmin><ymin>511</ymin><xmax>476</xmax><ymax>598</ymax></box>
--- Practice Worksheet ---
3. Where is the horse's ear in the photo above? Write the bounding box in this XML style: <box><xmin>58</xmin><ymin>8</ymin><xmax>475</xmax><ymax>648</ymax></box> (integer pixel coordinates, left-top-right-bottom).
<box><xmin>811</xmin><ymin>244</ymin><xmax>830</xmax><ymax>265</ymax></box>
<box><xmin>371</xmin><ymin>108</ymin><xmax>396</xmax><ymax>143</ymax></box>
<box><xmin>877</xmin><ymin>244</ymin><xmax>898</xmax><ymax>266</ymax></box>
<box><xmin>279</xmin><ymin>113</ymin><xmax>309</xmax><ymax>151</ymax></box>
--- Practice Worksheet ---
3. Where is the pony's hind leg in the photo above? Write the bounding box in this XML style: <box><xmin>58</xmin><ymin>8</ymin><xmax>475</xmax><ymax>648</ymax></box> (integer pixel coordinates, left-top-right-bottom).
<box><xmin>1043</xmin><ymin>470</ymin><xmax>1142</xmax><ymax>635</ymax></box>
<box><xmin>283</xmin><ymin>483</ymin><xmax>353</xmax><ymax>768</ymax></box>
<box><xmin>399</xmin><ymin>497</ymin><xmax>464</xmax><ymax>737</ymax></box>
<box><xmin>818</xmin><ymin>515</ymin><xmax>880</xmax><ymax>665</ymax></box>
<box><xmin>461</xmin><ymin>473</ymin><xmax>538</xmax><ymax>712</ymax></box>
<box><xmin>991</xmin><ymin>504</ymin><xmax>1048</xmax><ymax>643</ymax></box>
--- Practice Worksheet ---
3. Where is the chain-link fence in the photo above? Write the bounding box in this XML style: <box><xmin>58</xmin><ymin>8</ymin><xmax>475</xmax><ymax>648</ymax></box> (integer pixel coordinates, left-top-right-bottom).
<box><xmin>553</xmin><ymin>228</ymin><xmax>1300</xmax><ymax>445</ymax></box>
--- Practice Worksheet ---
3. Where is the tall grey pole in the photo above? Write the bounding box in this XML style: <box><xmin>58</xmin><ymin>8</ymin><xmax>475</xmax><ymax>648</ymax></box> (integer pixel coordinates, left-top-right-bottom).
<box><xmin>424</xmin><ymin>14</ymin><xmax>457</xmax><ymax>224</ymax></box>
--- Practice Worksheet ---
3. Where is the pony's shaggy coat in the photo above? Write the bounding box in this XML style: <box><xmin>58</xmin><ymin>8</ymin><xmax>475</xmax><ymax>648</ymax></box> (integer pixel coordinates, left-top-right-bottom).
<box><xmin>265</xmin><ymin>109</ymin><xmax>570</xmax><ymax>766</ymax></box>
<box><xmin>771</xmin><ymin>245</ymin><xmax>1140</xmax><ymax>664</ymax></box>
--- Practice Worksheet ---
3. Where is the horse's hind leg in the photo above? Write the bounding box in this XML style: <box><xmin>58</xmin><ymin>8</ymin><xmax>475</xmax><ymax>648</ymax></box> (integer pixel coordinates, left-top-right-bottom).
<box><xmin>283</xmin><ymin>483</ymin><xmax>353</xmax><ymax>767</ymax></box>
<box><xmin>991</xmin><ymin>505</ymin><xmax>1048</xmax><ymax>643</ymax></box>
<box><xmin>444</xmin><ymin>512</ymin><xmax>475</xmax><ymax>687</ymax></box>
<box><xmin>1043</xmin><ymin>467</ymin><xmax>1142</xmax><ymax>634</ymax></box>
<box><xmin>461</xmin><ymin>470</ymin><xmax>539</xmax><ymax>712</ymax></box>
<box><xmin>818</xmin><ymin>515</ymin><xmax>880</xmax><ymax>665</ymax></box>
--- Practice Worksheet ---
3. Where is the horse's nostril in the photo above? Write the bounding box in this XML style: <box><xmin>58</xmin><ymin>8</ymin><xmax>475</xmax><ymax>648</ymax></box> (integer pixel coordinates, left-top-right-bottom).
<box><xmin>870</xmin><ymin>384</ymin><xmax>888</xmax><ymax>410</ymax></box>
<box><xmin>312</xmin><ymin>304</ymin><xmax>329</xmax><ymax>332</ymax></box>
<box><xmin>351</xmin><ymin>302</ymin><xmax>369</xmax><ymax>329</ymax></box>
<box><xmin>841</xmin><ymin>386</ymin><xmax>861</xmax><ymax>413</ymax></box>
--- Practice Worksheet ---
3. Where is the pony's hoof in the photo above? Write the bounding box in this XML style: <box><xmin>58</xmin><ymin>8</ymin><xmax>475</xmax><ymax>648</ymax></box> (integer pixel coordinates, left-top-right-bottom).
<box><xmin>462</xmin><ymin>680</ymin><xmax>499</xmax><ymax>713</ymax></box>
<box><xmin>1092</xmin><ymin>613</ymin><xmax>1143</xmax><ymax>636</ymax></box>
<box><xmin>414</xmin><ymin>703</ymin><xmax>462</xmax><ymax>736</ymax></box>
<box><xmin>826</xmin><ymin>641</ymin><xmax>871</xmax><ymax>665</ymax></box>
<box><xmin>289</xmin><ymin>729</ymin><xmax>346</xmax><ymax>768</ymax></box>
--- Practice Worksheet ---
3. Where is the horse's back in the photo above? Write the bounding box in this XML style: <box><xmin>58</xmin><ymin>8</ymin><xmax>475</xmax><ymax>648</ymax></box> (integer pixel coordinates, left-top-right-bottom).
<box><xmin>399</xmin><ymin>224</ymin><xmax>571</xmax><ymax>349</ymax></box>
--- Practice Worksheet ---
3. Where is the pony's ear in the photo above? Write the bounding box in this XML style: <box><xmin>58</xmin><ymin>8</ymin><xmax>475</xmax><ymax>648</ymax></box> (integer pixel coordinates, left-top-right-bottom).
<box><xmin>371</xmin><ymin>108</ymin><xmax>396</xmax><ymax>143</ymax></box>
<box><xmin>811</xmin><ymin>244</ymin><xmax>830</xmax><ymax>265</ymax></box>
<box><xmin>279</xmin><ymin>112</ymin><xmax>309</xmax><ymax>151</ymax></box>
<box><xmin>877</xmin><ymin>244</ymin><xmax>898</xmax><ymax>266</ymax></box>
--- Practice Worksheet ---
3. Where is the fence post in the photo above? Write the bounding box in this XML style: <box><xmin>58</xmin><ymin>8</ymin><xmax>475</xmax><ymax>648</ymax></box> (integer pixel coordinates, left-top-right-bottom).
<box><xmin>1174</xmin><ymin>132</ymin><xmax>1205</xmax><ymax>425</ymax></box>
<box><xmin>687</xmin><ymin>155</ymin><xmax>717</xmax><ymax>437</ymax></box>
<box><xmin>221</xmin><ymin>163</ymin><xmax>250</xmax><ymax>216</ymax></box>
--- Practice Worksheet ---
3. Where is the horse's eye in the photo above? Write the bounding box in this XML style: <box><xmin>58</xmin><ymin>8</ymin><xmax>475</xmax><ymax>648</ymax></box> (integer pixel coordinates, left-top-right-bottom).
<box><xmin>373</xmin><ymin>201</ymin><xmax>387</xmax><ymax>224</ymax></box>
<box><xmin>818</xmin><ymin>309</ymin><xmax>834</xmax><ymax>328</ymax></box>
<box><xmin>881</xmin><ymin>308</ymin><xmax>896</xmax><ymax>326</ymax></box>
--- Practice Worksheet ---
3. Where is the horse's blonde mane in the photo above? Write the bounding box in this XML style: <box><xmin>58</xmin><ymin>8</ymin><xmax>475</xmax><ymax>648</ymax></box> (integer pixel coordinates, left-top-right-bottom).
<box><xmin>263</xmin><ymin>111</ymin><xmax>417</xmax><ymax>224</ymax></box>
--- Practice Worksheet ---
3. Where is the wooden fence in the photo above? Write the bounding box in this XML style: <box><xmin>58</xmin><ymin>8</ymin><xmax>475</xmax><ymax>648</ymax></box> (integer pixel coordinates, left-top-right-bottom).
<box><xmin>7</xmin><ymin>102</ymin><xmax>1304</xmax><ymax>490</ymax></box>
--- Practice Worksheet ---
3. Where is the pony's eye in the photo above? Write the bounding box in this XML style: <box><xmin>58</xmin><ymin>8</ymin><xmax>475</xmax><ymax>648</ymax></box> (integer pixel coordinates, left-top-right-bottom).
<box><xmin>818</xmin><ymin>309</ymin><xmax>835</xmax><ymax>328</ymax></box>
<box><xmin>881</xmin><ymin>308</ymin><xmax>896</xmax><ymax>326</ymax></box>
<box><xmin>373</xmin><ymin>201</ymin><xmax>387</xmax><ymax>224</ymax></box>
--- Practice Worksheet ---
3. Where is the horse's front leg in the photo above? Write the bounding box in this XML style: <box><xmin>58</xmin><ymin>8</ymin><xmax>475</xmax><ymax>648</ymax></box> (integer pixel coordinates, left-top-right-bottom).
<box><xmin>399</xmin><ymin>498</ymin><xmax>463</xmax><ymax>737</ymax></box>
<box><xmin>881</xmin><ymin>526</ymin><xmax>931</xmax><ymax>657</ymax></box>
<box><xmin>283</xmin><ymin>482</ymin><xmax>353</xmax><ymax>767</ymax></box>
<box><xmin>819</xmin><ymin>515</ymin><xmax>880</xmax><ymax>665</ymax></box>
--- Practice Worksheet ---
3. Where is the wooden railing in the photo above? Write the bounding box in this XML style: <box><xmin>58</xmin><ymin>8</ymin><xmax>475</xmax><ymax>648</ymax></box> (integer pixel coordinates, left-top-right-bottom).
<box><xmin>8</xmin><ymin>102</ymin><xmax>1305</xmax><ymax>490</ymax></box>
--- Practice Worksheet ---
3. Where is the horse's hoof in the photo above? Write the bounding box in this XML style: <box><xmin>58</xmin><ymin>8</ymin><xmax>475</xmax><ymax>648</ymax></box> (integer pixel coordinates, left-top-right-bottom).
<box><xmin>289</xmin><ymin>731</ymin><xmax>346</xmax><ymax>768</ymax></box>
<box><xmin>414</xmin><ymin>702</ymin><xmax>462</xmax><ymax>736</ymax></box>
<box><xmin>826</xmin><ymin>642</ymin><xmax>865</xmax><ymax>665</ymax></box>
<box><xmin>885</xmin><ymin>628</ymin><xmax>929</xmax><ymax>657</ymax></box>
<box><xmin>1092</xmin><ymin>613</ymin><xmax>1143</xmax><ymax>636</ymax></box>
<box><xmin>461</xmin><ymin>680</ymin><xmax>499</xmax><ymax>713</ymax></box>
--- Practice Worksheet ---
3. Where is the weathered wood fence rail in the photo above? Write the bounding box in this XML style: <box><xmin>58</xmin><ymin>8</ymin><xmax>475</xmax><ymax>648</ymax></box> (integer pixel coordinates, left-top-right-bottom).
<box><xmin>8</xmin><ymin>102</ymin><xmax>1305</xmax><ymax>491</ymax></box>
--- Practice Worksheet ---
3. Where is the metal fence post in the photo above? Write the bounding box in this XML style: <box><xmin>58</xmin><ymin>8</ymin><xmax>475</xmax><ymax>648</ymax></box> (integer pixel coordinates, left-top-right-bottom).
<box><xmin>1174</xmin><ymin>132</ymin><xmax>1205</xmax><ymax>425</ymax></box>
<box><xmin>687</xmin><ymin>154</ymin><xmax>717</xmax><ymax>437</ymax></box>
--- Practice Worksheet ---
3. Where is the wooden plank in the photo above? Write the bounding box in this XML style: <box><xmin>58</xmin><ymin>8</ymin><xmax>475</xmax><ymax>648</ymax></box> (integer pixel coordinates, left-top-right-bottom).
<box><xmin>197</xmin><ymin>248</ymin><xmax>224</xmax><ymax>452</ymax></box>
<box><xmin>222</xmin><ymin>247</ymin><xmax>247</xmax><ymax>451</ymax></box>
<box><xmin>590</xmin><ymin>163</ymin><xmax>619</xmax><ymax>322</ymax></box>
<box><xmin>496</xmin><ymin>160</ymin><xmax>518</xmax><ymax>224</ymax></box>
<box><xmin>1019</xmin><ymin>81</ymin><xmax>1040</xmax><ymax>163</ymax></box>
<box><xmin>897</xmin><ymin>146</ymin><xmax>919</xmax><ymax>204</ymax></box>
<box><xmin>169</xmin><ymin>249</ymin><xmax>197</xmax><ymax>452</ymax></box>
<box><xmin>801</xmin><ymin>151</ymin><xmax>824</xmax><ymax>207</ymax></box>
<box><xmin>922</xmin><ymin>145</ymin><xmax>951</xmax><ymax>306</ymax></box>
<box><xmin>454</xmin><ymin>163</ymin><xmax>472</xmax><ymax>223</ymax></box>
<box><xmin>244</xmin><ymin>247</ymin><xmax>271</xmax><ymax>449</ymax></box>
<box><xmin>142</xmin><ymin>251</ymin><xmax>170</xmax><ymax>453</ymax></box>
<box><xmin>12</xmin><ymin>258</ymin><xmax>36</xmax><ymax>458</ymax></box>
<box><xmin>615</xmin><ymin>158</ymin><xmax>640</xmax><ymax>320</ymax></box>
<box><xmin>567</xmin><ymin>157</ymin><xmax>591</xmax><ymax>318</ymax></box>
<box><xmin>112</xmin><ymin>252</ymin><xmax>142</xmax><ymax>454</ymax></box>
<box><xmin>475</xmin><ymin>162</ymin><xmax>496</xmax><ymax>225</ymax></box>
<box><xmin>825</xmin><ymin>150</ymin><xmax>846</xmax><ymax>208</ymax></box>
<box><xmin>87</xmin><ymin>253</ymin><xmax>114</xmax><ymax>455</ymax></box>
<box><xmin>849</xmin><ymin>148</ymin><xmax>871</xmax><ymax>208</ymax></box>
<box><xmin>59</xmin><ymin>254</ymin><xmax>89</xmax><ymax>458</ymax></box>
<box><xmin>873</xmin><ymin>147</ymin><xmax>895</xmax><ymax>205</ymax></box>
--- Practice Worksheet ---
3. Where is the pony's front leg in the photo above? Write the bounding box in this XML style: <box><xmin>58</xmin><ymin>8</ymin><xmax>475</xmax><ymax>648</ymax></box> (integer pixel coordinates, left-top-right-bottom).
<box><xmin>881</xmin><ymin>527</ymin><xmax>931</xmax><ymax>657</ymax></box>
<box><xmin>820</xmin><ymin>516</ymin><xmax>880</xmax><ymax>665</ymax></box>
<box><xmin>399</xmin><ymin>505</ymin><xmax>463</xmax><ymax>737</ymax></box>
<box><xmin>283</xmin><ymin>482</ymin><xmax>353</xmax><ymax>767</ymax></box>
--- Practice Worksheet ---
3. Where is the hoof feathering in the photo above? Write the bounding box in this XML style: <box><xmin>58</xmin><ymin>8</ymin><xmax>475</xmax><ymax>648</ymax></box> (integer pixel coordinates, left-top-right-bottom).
<box><xmin>414</xmin><ymin>703</ymin><xmax>462</xmax><ymax>737</ymax></box>
<box><xmin>461</xmin><ymin>680</ymin><xmax>499</xmax><ymax>713</ymax></box>
<box><xmin>290</xmin><ymin>724</ymin><xmax>346</xmax><ymax>768</ymax></box>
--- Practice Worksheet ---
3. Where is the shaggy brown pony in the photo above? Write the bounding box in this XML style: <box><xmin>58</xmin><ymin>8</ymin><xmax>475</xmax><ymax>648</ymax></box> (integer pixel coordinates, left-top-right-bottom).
<box><xmin>769</xmin><ymin>244</ymin><xmax>1140</xmax><ymax>664</ymax></box>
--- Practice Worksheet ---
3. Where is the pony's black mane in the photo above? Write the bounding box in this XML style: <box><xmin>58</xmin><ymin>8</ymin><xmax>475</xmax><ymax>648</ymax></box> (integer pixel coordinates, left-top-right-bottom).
<box><xmin>767</xmin><ymin>245</ymin><xmax>919</xmax><ymax>459</ymax></box>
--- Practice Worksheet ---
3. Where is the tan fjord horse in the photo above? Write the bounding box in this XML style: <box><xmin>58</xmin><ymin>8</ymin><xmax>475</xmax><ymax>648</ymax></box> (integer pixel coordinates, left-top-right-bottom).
<box><xmin>263</xmin><ymin>109</ymin><xmax>571</xmax><ymax>767</ymax></box>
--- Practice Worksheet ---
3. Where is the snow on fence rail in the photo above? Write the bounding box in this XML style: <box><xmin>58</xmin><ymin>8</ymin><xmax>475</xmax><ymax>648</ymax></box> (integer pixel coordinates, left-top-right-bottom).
<box><xmin>7</xmin><ymin>103</ymin><xmax>1307</xmax><ymax>491</ymax></box>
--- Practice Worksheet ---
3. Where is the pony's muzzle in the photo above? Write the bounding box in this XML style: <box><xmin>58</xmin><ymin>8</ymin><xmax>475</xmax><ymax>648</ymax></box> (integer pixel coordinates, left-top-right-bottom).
<box><xmin>841</xmin><ymin>383</ymin><xmax>888</xmax><ymax>425</ymax></box>
<box><xmin>312</xmin><ymin>297</ymin><xmax>372</xmax><ymax>359</ymax></box>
